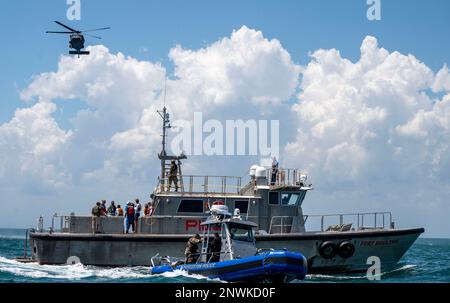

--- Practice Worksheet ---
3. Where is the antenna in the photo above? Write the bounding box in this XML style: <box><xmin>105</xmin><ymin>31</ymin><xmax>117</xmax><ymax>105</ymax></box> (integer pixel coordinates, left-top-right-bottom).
<box><xmin>163</xmin><ymin>76</ymin><xmax>167</xmax><ymax>108</ymax></box>
<box><xmin>157</xmin><ymin>77</ymin><xmax>171</xmax><ymax>185</ymax></box>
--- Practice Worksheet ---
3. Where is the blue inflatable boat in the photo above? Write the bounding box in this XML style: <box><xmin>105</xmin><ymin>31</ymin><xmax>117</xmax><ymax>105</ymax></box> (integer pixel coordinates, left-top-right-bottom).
<box><xmin>151</xmin><ymin>249</ymin><xmax>307</xmax><ymax>282</ymax></box>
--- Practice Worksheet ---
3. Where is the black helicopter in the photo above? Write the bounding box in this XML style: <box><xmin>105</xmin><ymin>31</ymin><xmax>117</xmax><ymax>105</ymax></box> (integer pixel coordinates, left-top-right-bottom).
<box><xmin>46</xmin><ymin>21</ymin><xmax>110</xmax><ymax>56</ymax></box>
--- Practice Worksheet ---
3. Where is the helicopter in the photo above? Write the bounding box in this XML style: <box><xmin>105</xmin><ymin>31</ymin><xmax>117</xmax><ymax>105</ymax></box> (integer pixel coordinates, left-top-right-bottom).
<box><xmin>46</xmin><ymin>21</ymin><xmax>110</xmax><ymax>57</ymax></box>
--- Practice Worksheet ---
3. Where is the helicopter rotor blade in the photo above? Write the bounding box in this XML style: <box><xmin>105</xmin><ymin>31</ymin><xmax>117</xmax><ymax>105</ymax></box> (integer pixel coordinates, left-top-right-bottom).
<box><xmin>54</xmin><ymin>21</ymin><xmax>78</xmax><ymax>33</ymax></box>
<box><xmin>81</xmin><ymin>27</ymin><xmax>111</xmax><ymax>33</ymax></box>
<box><xmin>46</xmin><ymin>31</ymin><xmax>73</xmax><ymax>34</ymax></box>
<box><xmin>85</xmin><ymin>33</ymin><xmax>102</xmax><ymax>39</ymax></box>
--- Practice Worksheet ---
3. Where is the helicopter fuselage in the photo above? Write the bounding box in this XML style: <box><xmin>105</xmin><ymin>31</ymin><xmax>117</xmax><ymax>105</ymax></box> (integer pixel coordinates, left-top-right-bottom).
<box><xmin>69</xmin><ymin>33</ymin><xmax>85</xmax><ymax>52</ymax></box>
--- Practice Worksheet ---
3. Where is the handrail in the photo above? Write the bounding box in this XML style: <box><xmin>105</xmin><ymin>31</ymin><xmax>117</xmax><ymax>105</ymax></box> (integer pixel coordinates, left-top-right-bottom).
<box><xmin>264</xmin><ymin>167</ymin><xmax>308</xmax><ymax>187</ymax></box>
<box><xmin>303</xmin><ymin>212</ymin><xmax>393</xmax><ymax>232</ymax></box>
<box><xmin>151</xmin><ymin>250</ymin><xmax>234</xmax><ymax>266</ymax></box>
<box><xmin>51</xmin><ymin>214</ymin><xmax>71</xmax><ymax>232</ymax></box>
<box><xmin>269</xmin><ymin>216</ymin><xmax>294</xmax><ymax>235</ymax></box>
<box><xmin>156</xmin><ymin>168</ymin><xmax>311</xmax><ymax>194</ymax></box>
<box><xmin>157</xmin><ymin>175</ymin><xmax>243</xmax><ymax>194</ymax></box>
<box><xmin>22</xmin><ymin>228</ymin><xmax>35</xmax><ymax>259</ymax></box>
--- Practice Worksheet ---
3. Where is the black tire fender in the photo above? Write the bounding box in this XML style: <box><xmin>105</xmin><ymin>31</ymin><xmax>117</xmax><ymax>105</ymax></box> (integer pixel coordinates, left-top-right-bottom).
<box><xmin>318</xmin><ymin>241</ymin><xmax>338</xmax><ymax>259</ymax></box>
<box><xmin>338</xmin><ymin>241</ymin><xmax>355</xmax><ymax>259</ymax></box>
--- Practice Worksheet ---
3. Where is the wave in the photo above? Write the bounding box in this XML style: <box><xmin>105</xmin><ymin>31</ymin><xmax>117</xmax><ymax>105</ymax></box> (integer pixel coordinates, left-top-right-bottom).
<box><xmin>306</xmin><ymin>264</ymin><xmax>417</xmax><ymax>282</ymax></box>
<box><xmin>0</xmin><ymin>229</ymin><xmax>27</xmax><ymax>240</ymax></box>
<box><xmin>0</xmin><ymin>257</ymin><xmax>223</xmax><ymax>283</ymax></box>
<box><xmin>155</xmin><ymin>269</ymin><xmax>226</xmax><ymax>283</ymax></box>
<box><xmin>0</xmin><ymin>236</ymin><xmax>26</xmax><ymax>240</ymax></box>
<box><xmin>0</xmin><ymin>257</ymin><xmax>152</xmax><ymax>281</ymax></box>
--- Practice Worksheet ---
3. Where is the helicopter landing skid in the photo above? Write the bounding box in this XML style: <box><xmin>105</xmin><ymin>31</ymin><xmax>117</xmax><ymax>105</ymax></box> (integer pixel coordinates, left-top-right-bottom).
<box><xmin>69</xmin><ymin>51</ymin><xmax>90</xmax><ymax>55</ymax></box>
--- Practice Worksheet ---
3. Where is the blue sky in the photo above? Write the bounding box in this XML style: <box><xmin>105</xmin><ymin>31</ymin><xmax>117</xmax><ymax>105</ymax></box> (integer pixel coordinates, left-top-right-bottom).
<box><xmin>1</xmin><ymin>0</ymin><xmax>450</xmax><ymax>124</ymax></box>
<box><xmin>1</xmin><ymin>0</ymin><xmax>450</xmax><ymax>237</ymax></box>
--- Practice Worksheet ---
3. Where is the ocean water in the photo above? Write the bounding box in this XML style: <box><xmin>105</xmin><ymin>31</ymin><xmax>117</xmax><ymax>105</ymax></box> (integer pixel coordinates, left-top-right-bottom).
<box><xmin>0</xmin><ymin>228</ymin><xmax>449</xmax><ymax>283</ymax></box>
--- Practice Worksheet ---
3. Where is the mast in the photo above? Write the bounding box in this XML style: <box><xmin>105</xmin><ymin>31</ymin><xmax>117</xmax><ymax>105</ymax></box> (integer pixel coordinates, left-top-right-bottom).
<box><xmin>157</xmin><ymin>106</ymin><xmax>171</xmax><ymax>188</ymax></box>
<box><xmin>157</xmin><ymin>79</ymin><xmax>187</xmax><ymax>191</ymax></box>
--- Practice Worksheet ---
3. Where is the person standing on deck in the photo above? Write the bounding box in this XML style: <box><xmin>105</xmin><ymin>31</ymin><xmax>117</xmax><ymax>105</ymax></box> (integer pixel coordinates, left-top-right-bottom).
<box><xmin>134</xmin><ymin>199</ymin><xmax>141</xmax><ymax>232</ymax></box>
<box><xmin>271</xmin><ymin>157</ymin><xmax>279</xmax><ymax>185</ymax></box>
<box><xmin>208</xmin><ymin>233</ymin><xmax>222</xmax><ymax>263</ymax></box>
<box><xmin>91</xmin><ymin>202</ymin><xmax>101</xmax><ymax>234</ymax></box>
<box><xmin>122</xmin><ymin>202</ymin><xmax>130</xmax><ymax>231</ymax></box>
<box><xmin>107</xmin><ymin>201</ymin><xmax>116</xmax><ymax>216</ymax></box>
<box><xmin>143</xmin><ymin>204</ymin><xmax>150</xmax><ymax>216</ymax></box>
<box><xmin>125</xmin><ymin>202</ymin><xmax>135</xmax><ymax>233</ymax></box>
<box><xmin>100</xmin><ymin>200</ymin><xmax>107</xmax><ymax>216</ymax></box>
<box><xmin>168</xmin><ymin>160</ymin><xmax>179</xmax><ymax>192</ymax></box>
<box><xmin>116</xmin><ymin>204</ymin><xmax>124</xmax><ymax>216</ymax></box>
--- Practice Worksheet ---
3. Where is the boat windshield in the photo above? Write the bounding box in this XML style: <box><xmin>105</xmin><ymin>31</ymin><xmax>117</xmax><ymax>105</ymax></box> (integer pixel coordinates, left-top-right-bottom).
<box><xmin>281</xmin><ymin>192</ymin><xmax>301</xmax><ymax>206</ymax></box>
<box><xmin>228</xmin><ymin>223</ymin><xmax>254</xmax><ymax>242</ymax></box>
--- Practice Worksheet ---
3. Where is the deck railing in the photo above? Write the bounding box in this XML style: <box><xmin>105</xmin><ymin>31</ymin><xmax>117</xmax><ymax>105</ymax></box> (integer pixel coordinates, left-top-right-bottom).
<box><xmin>157</xmin><ymin>175</ymin><xmax>242</xmax><ymax>194</ymax></box>
<box><xmin>157</xmin><ymin>167</ymin><xmax>309</xmax><ymax>195</ymax></box>
<box><xmin>264</xmin><ymin>167</ymin><xmax>309</xmax><ymax>187</ymax></box>
<box><xmin>269</xmin><ymin>216</ymin><xmax>294</xmax><ymax>234</ymax></box>
<box><xmin>50</xmin><ymin>214</ymin><xmax>71</xmax><ymax>233</ymax></box>
<box><xmin>303</xmin><ymin>212</ymin><xmax>393</xmax><ymax>232</ymax></box>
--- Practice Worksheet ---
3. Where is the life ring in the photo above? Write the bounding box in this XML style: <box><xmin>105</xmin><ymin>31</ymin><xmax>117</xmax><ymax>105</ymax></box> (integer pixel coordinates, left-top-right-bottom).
<box><xmin>337</xmin><ymin>241</ymin><xmax>355</xmax><ymax>259</ymax></box>
<box><xmin>66</xmin><ymin>256</ymin><xmax>81</xmax><ymax>265</ymax></box>
<box><xmin>318</xmin><ymin>241</ymin><xmax>337</xmax><ymax>259</ymax></box>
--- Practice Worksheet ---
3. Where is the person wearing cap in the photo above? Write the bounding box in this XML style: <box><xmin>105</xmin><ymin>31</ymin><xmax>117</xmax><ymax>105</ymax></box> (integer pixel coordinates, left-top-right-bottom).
<box><xmin>168</xmin><ymin>160</ymin><xmax>179</xmax><ymax>192</ymax></box>
<box><xmin>185</xmin><ymin>234</ymin><xmax>202</xmax><ymax>264</ymax></box>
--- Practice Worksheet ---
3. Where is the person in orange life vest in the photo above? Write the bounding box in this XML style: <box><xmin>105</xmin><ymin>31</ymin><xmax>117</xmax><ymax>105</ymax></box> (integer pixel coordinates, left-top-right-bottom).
<box><xmin>116</xmin><ymin>205</ymin><xmax>124</xmax><ymax>216</ymax></box>
<box><xmin>144</xmin><ymin>203</ymin><xmax>150</xmax><ymax>216</ymax></box>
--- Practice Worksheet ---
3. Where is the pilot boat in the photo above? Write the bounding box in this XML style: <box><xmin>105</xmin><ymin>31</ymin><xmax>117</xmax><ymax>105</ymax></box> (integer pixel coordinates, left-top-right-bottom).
<box><xmin>150</xmin><ymin>205</ymin><xmax>307</xmax><ymax>283</ymax></box>
<box><xmin>23</xmin><ymin>106</ymin><xmax>424</xmax><ymax>274</ymax></box>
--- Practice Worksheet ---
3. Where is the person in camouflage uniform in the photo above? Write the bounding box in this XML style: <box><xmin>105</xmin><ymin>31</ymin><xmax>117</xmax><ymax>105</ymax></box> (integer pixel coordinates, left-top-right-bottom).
<box><xmin>185</xmin><ymin>234</ymin><xmax>202</xmax><ymax>264</ymax></box>
<box><xmin>168</xmin><ymin>160</ymin><xmax>179</xmax><ymax>192</ymax></box>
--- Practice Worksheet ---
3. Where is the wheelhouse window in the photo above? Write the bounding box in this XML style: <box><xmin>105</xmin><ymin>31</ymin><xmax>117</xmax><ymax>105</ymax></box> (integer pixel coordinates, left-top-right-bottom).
<box><xmin>281</xmin><ymin>193</ymin><xmax>300</xmax><ymax>206</ymax></box>
<box><xmin>177</xmin><ymin>199</ymin><xmax>204</xmax><ymax>213</ymax></box>
<box><xmin>234</xmin><ymin>200</ymin><xmax>249</xmax><ymax>214</ymax></box>
<box><xmin>269</xmin><ymin>191</ymin><xmax>279</xmax><ymax>205</ymax></box>
<box><xmin>228</xmin><ymin>223</ymin><xmax>254</xmax><ymax>242</ymax></box>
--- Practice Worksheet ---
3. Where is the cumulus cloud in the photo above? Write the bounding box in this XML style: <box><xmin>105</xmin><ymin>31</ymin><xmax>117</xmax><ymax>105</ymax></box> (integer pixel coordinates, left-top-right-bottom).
<box><xmin>21</xmin><ymin>45</ymin><xmax>166</xmax><ymax>136</ymax></box>
<box><xmin>168</xmin><ymin>26</ymin><xmax>300</xmax><ymax>108</ymax></box>
<box><xmin>10</xmin><ymin>26</ymin><xmax>300</xmax><ymax>185</ymax></box>
<box><xmin>432</xmin><ymin>64</ymin><xmax>450</xmax><ymax>92</ymax></box>
<box><xmin>0</xmin><ymin>102</ymin><xmax>72</xmax><ymax>189</ymax></box>
<box><xmin>17</xmin><ymin>45</ymin><xmax>169</xmax><ymax>184</ymax></box>
<box><xmin>106</xmin><ymin>26</ymin><xmax>300</xmax><ymax>174</ymax></box>
<box><xmin>285</xmin><ymin>36</ymin><xmax>450</xmax><ymax>188</ymax></box>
